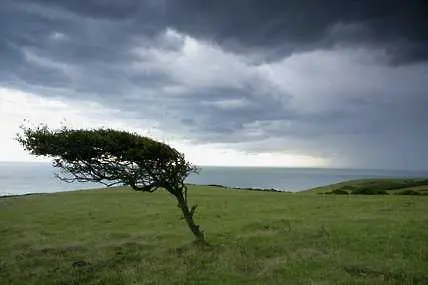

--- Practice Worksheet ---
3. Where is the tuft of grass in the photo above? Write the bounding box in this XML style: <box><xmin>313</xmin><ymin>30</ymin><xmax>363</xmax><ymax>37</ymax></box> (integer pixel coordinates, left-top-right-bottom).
<box><xmin>1</xmin><ymin>185</ymin><xmax>428</xmax><ymax>284</ymax></box>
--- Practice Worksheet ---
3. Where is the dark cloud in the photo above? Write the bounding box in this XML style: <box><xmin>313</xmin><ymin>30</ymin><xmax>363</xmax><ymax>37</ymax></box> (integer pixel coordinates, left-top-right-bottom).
<box><xmin>1</xmin><ymin>0</ymin><xmax>428</xmax><ymax>170</ymax></box>
<box><xmin>167</xmin><ymin>0</ymin><xmax>428</xmax><ymax>64</ymax></box>
<box><xmin>8</xmin><ymin>0</ymin><xmax>428</xmax><ymax>63</ymax></box>
<box><xmin>15</xmin><ymin>0</ymin><xmax>150</xmax><ymax>20</ymax></box>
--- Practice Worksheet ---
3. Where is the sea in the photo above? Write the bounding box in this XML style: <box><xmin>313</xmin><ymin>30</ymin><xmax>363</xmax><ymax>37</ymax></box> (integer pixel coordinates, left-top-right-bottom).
<box><xmin>1</xmin><ymin>162</ymin><xmax>428</xmax><ymax>196</ymax></box>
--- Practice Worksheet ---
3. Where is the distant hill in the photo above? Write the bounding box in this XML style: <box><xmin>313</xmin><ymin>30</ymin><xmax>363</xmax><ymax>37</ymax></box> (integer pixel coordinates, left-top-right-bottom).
<box><xmin>304</xmin><ymin>178</ymin><xmax>428</xmax><ymax>195</ymax></box>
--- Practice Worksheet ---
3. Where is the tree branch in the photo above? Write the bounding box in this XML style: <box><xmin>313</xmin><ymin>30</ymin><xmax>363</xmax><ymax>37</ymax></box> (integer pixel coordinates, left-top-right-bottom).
<box><xmin>189</xmin><ymin>204</ymin><xmax>198</xmax><ymax>217</ymax></box>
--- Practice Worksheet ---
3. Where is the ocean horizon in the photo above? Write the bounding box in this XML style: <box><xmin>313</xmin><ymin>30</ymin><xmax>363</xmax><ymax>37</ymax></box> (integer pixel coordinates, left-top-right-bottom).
<box><xmin>1</xmin><ymin>161</ymin><xmax>428</xmax><ymax>196</ymax></box>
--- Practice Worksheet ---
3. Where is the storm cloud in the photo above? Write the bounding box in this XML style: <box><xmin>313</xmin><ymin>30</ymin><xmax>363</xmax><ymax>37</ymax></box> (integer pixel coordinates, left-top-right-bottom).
<box><xmin>1</xmin><ymin>0</ymin><xmax>427</xmax><ymax>170</ymax></box>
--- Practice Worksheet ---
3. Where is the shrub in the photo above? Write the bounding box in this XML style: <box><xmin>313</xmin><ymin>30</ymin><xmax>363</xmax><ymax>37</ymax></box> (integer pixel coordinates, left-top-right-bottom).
<box><xmin>351</xmin><ymin>187</ymin><xmax>388</xmax><ymax>195</ymax></box>
<box><xmin>330</xmin><ymin>189</ymin><xmax>349</xmax><ymax>195</ymax></box>
<box><xmin>395</xmin><ymin>189</ymin><xmax>422</xmax><ymax>196</ymax></box>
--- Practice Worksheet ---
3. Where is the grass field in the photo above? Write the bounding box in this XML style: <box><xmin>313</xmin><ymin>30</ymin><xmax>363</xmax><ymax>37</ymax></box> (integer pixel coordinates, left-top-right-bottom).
<box><xmin>1</xmin><ymin>184</ymin><xmax>428</xmax><ymax>284</ymax></box>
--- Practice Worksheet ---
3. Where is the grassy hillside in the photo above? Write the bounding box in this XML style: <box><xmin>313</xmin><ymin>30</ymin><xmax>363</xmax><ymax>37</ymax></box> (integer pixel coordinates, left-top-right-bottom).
<box><xmin>305</xmin><ymin>178</ymin><xmax>428</xmax><ymax>195</ymax></box>
<box><xmin>1</xmin><ymin>185</ymin><xmax>428</xmax><ymax>284</ymax></box>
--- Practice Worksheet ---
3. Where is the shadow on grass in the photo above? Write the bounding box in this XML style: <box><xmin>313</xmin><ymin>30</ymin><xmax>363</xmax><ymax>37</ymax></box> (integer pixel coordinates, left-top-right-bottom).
<box><xmin>344</xmin><ymin>265</ymin><xmax>428</xmax><ymax>284</ymax></box>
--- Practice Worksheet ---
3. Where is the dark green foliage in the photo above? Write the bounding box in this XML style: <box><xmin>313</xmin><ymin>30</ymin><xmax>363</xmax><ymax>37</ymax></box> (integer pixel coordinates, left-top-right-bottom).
<box><xmin>395</xmin><ymin>189</ymin><xmax>422</xmax><ymax>196</ymax></box>
<box><xmin>351</xmin><ymin>188</ymin><xmax>389</xmax><ymax>195</ymax></box>
<box><xmin>204</xmin><ymin>184</ymin><xmax>283</xmax><ymax>192</ymax></box>
<box><xmin>330</xmin><ymin>189</ymin><xmax>349</xmax><ymax>195</ymax></box>
<box><xmin>232</xmin><ymin>187</ymin><xmax>282</xmax><ymax>192</ymax></box>
<box><xmin>17</xmin><ymin>125</ymin><xmax>195</xmax><ymax>191</ymax></box>
<box><xmin>17</xmin><ymin>124</ymin><xmax>205</xmax><ymax>242</ymax></box>
<box><xmin>206</xmin><ymin>184</ymin><xmax>228</xmax><ymax>188</ymax></box>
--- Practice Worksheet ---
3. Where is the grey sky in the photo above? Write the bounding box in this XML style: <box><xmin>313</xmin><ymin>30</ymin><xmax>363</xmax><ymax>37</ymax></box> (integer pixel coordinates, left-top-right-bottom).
<box><xmin>1</xmin><ymin>0</ymin><xmax>427</xmax><ymax>170</ymax></box>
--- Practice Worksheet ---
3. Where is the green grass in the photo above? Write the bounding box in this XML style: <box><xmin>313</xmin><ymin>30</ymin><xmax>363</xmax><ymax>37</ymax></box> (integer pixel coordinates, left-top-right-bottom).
<box><xmin>305</xmin><ymin>178</ymin><xmax>428</xmax><ymax>194</ymax></box>
<box><xmin>1</xmin><ymin>185</ymin><xmax>428</xmax><ymax>284</ymax></box>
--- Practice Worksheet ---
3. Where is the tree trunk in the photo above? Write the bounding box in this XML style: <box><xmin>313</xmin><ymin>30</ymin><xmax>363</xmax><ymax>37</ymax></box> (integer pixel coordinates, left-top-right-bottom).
<box><xmin>175</xmin><ymin>194</ymin><xmax>205</xmax><ymax>243</ymax></box>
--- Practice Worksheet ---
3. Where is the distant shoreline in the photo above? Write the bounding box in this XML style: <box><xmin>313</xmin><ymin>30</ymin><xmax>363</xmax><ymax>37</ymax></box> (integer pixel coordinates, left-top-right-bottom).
<box><xmin>2</xmin><ymin>163</ymin><xmax>428</xmax><ymax>197</ymax></box>
<box><xmin>0</xmin><ymin>184</ymin><xmax>286</xmax><ymax>198</ymax></box>
<box><xmin>3</xmin><ymin>177</ymin><xmax>428</xmax><ymax>198</ymax></box>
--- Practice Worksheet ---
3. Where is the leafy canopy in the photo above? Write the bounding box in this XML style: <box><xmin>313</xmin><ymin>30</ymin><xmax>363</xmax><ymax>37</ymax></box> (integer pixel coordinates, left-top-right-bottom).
<box><xmin>17</xmin><ymin>125</ymin><xmax>198</xmax><ymax>196</ymax></box>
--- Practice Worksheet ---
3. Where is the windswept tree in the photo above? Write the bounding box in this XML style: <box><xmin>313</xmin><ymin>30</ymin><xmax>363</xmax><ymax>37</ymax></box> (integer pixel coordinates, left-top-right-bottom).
<box><xmin>17</xmin><ymin>125</ymin><xmax>205</xmax><ymax>243</ymax></box>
